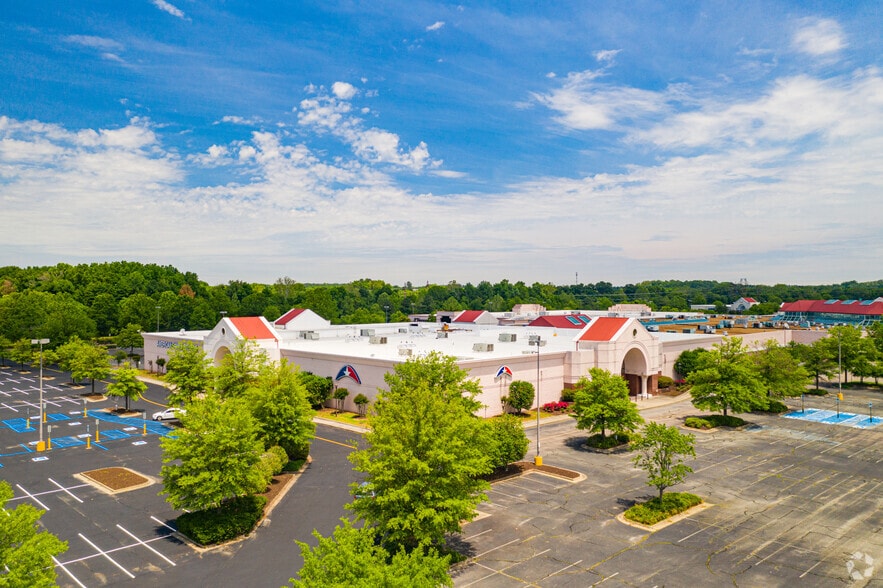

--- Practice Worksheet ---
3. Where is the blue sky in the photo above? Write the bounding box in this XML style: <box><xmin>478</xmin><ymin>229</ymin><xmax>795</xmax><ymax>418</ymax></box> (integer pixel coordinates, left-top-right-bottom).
<box><xmin>1</xmin><ymin>1</ymin><xmax>881</xmax><ymax>287</ymax></box>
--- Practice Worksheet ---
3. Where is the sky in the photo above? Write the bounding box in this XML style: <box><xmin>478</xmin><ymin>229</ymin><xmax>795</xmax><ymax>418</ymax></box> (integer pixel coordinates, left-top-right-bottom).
<box><xmin>1</xmin><ymin>1</ymin><xmax>881</xmax><ymax>287</ymax></box>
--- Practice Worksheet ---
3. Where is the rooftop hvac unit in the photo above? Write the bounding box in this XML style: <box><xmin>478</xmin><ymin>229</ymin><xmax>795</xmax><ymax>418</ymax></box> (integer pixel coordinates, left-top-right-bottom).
<box><xmin>360</xmin><ymin>329</ymin><xmax>375</xmax><ymax>337</ymax></box>
<box><xmin>498</xmin><ymin>333</ymin><xmax>517</xmax><ymax>342</ymax></box>
<box><xmin>398</xmin><ymin>347</ymin><xmax>413</xmax><ymax>356</ymax></box>
<box><xmin>398</xmin><ymin>328</ymin><xmax>408</xmax><ymax>333</ymax></box>
<box><xmin>301</xmin><ymin>331</ymin><xmax>319</xmax><ymax>340</ymax></box>
<box><xmin>437</xmin><ymin>331</ymin><xmax>449</xmax><ymax>339</ymax></box>
<box><xmin>369</xmin><ymin>336</ymin><xmax>388</xmax><ymax>344</ymax></box>
<box><xmin>472</xmin><ymin>343</ymin><xmax>494</xmax><ymax>352</ymax></box>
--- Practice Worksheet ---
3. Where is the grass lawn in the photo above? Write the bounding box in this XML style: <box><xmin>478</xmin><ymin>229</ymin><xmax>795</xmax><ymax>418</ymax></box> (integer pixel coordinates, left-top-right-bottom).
<box><xmin>492</xmin><ymin>409</ymin><xmax>570</xmax><ymax>422</ymax></box>
<box><xmin>316</xmin><ymin>407</ymin><xmax>370</xmax><ymax>428</ymax></box>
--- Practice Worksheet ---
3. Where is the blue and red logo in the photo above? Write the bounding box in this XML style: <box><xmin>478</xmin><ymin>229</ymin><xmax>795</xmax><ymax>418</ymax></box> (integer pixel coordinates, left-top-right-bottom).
<box><xmin>335</xmin><ymin>364</ymin><xmax>362</xmax><ymax>385</ymax></box>
<box><xmin>495</xmin><ymin>365</ymin><xmax>513</xmax><ymax>380</ymax></box>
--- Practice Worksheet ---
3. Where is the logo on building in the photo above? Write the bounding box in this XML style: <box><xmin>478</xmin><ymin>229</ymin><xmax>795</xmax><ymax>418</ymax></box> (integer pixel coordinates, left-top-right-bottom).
<box><xmin>335</xmin><ymin>365</ymin><xmax>362</xmax><ymax>385</ymax></box>
<box><xmin>495</xmin><ymin>365</ymin><xmax>513</xmax><ymax>380</ymax></box>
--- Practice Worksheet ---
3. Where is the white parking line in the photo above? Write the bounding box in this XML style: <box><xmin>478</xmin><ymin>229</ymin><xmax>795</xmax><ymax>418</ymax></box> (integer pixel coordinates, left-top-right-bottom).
<box><xmin>677</xmin><ymin>523</ymin><xmax>706</xmax><ymax>543</ymax></box>
<box><xmin>53</xmin><ymin>555</ymin><xmax>88</xmax><ymax>588</ymax></box>
<box><xmin>7</xmin><ymin>483</ymin><xmax>91</xmax><ymax>503</ymax></box>
<box><xmin>593</xmin><ymin>571</ymin><xmax>619</xmax><ymax>585</ymax></box>
<box><xmin>151</xmin><ymin>515</ymin><xmax>178</xmax><ymax>533</ymax></box>
<box><xmin>116</xmin><ymin>524</ymin><xmax>176</xmax><ymax>566</ymax></box>
<box><xmin>1</xmin><ymin>402</ymin><xmax>18</xmax><ymax>412</ymax></box>
<box><xmin>463</xmin><ymin>528</ymin><xmax>492</xmax><ymax>540</ymax></box>
<box><xmin>48</xmin><ymin>478</ymin><xmax>84</xmax><ymax>504</ymax></box>
<box><xmin>15</xmin><ymin>483</ymin><xmax>50</xmax><ymax>511</ymax></box>
<box><xmin>693</xmin><ymin>454</ymin><xmax>742</xmax><ymax>472</ymax></box>
<box><xmin>78</xmin><ymin>533</ymin><xmax>136</xmax><ymax>579</ymax></box>
<box><xmin>548</xmin><ymin>558</ymin><xmax>584</xmax><ymax>578</ymax></box>
<box><xmin>472</xmin><ymin>537</ymin><xmax>523</xmax><ymax>559</ymax></box>
<box><xmin>799</xmin><ymin>560</ymin><xmax>823</xmax><ymax>578</ymax></box>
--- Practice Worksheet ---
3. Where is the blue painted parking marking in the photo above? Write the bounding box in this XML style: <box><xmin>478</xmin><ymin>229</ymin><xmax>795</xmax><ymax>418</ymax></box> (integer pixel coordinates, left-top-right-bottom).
<box><xmin>784</xmin><ymin>409</ymin><xmax>881</xmax><ymax>429</ymax></box>
<box><xmin>98</xmin><ymin>429</ymin><xmax>131</xmax><ymax>441</ymax></box>
<box><xmin>52</xmin><ymin>436</ymin><xmax>86</xmax><ymax>448</ymax></box>
<box><xmin>46</xmin><ymin>413</ymin><xmax>71</xmax><ymax>422</ymax></box>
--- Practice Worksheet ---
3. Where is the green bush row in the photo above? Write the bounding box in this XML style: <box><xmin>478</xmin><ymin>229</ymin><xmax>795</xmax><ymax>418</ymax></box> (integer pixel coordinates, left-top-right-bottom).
<box><xmin>585</xmin><ymin>433</ymin><xmax>631</xmax><ymax>450</ymax></box>
<box><xmin>684</xmin><ymin>414</ymin><xmax>747</xmax><ymax>429</ymax></box>
<box><xmin>757</xmin><ymin>399</ymin><xmax>789</xmax><ymax>414</ymax></box>
<box><xmin>624</xmin><ymin>492</ymin><xmax>702</xmax><ymax>525</ymax></box>
<box><xmin>657</xmin><ymin>375</ymin><xmax>674</xmax><ymax>388</ymax></box>
<box><xmin>176</xmin><ymin>495</ymin><xmax>267</xmax><ymax>545</ymax></box>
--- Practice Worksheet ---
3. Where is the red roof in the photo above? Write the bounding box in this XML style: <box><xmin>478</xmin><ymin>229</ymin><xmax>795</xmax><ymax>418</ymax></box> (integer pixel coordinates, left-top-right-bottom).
<box><xmin>578</xmin><ymin>317</ymin><xmax>628</xmax><ymax>341</ymax></box>
<box><xmin>780</xmin><ymin>300</ymin><xmax>883</xmax><ymax>317</ymax></box>
<box><xmin>230</xmin><ymin>317</ymin><xmax>278</xmax><ymax>340</ymax></box>
<box><xmin>528</xmin><ymin>314</ymin><xmax>592</xmax><ymax>329</ymax></box>
<box><xmin>275</xmin><ymin>308</ymin><xmax>306</xmax><ymax>326</ymax></box>
<box><xmin>453</xmin><ymin>310</ymin><xmax>485</xmax><ymax>323</ymax></box>
<box><xmin>743</xmin><ymin>297</ymin><xmax>757</xmax><ymax>303</ymax></box>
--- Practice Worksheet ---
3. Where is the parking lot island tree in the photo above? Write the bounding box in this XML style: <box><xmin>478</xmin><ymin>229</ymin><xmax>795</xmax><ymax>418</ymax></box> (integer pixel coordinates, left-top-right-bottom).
<box><xmin>504</xmin><ymin>380</ymin><xmax>534</xmax><ymax>414</ymax></box>
<box><xmin>353</xmin><ymin>392</ymin><xmax>369</xmax><ymax>417</ymax></box>
<box><xmin>333</xmin><ymin>386</ymin><xmax>349</xmax><ymax>413</ymax></box>
<box><xmin>0</xmin><ymin>480</ymin><xmax>68</xmax><ymax>587</ymax></box>
<box><xmin>631</xmin><ymin>422</ymin><xmax>696</xmax><ymax>499</ymax></box>
<box><xmin>105</xmin><ymin>362</ymin><xmax>147</xmax><ymax>412</ymax></box>
<box><xmin>160</xmin><ymin>393</ymin><xmax>264</xmax><ymax>511</ymax></box>
<box><xmin>291</xmin><ymin>518</ymin><xmax>452</xmax><ymax>588</ymax></box>
<box><xmin>9</xmin><ymin>338</ymin><xmax>34</xmax><ymax>370</ymax></box>
<box><xmin>751</xmin><ymin>340</ymin><xmax>810</xmax><ymax>399</ymax></box>
<box><xmin>349</xmin><ymin>352</ymin><xmax>492</xmax><ymax>552</ymax></box>
<box><xmin>688</xmin><ymin>337</ymin><xmax>767</xmax><ymax>417</ymax></box>
<box><xmin>164</xmin><ymin>341</ymin><xmax>213</xmax><ymax>405</ymax></box>
<box><xmin>114</xmin><ymin>322</ymin><xmax>143</xmax><ymax>354</ymax></box>
<box><xmin>486</xmin><ymin>414</ymin><xmax>530</xmax><ymax>469</ymax></box>
<box><xmin>572</xmin><ymin>368</ymin><xmax>644</xmax><ymax>442</ymax></box>
<box><xmin>247</xmin><ymin>359</ymin><xmax>315</xmax><ymax>460</ymax></box>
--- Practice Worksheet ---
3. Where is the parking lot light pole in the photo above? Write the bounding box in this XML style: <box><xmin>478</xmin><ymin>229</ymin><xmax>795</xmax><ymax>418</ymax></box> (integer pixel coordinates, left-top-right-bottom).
<box><xmin>31</xmin><ymin>338</ymin><xmax>49</xmax><ymax>450</ymax></box>
<box><xmin>529</xmin><ymin>335</ymin><xmax>543</xmax><ymax>465</ymax></box>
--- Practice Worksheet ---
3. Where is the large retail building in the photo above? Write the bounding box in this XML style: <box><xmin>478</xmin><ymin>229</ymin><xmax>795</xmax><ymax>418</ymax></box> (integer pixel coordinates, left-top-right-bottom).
<box><xmin>142</xmin><ymin>308</ymin><xmax>820</xmax><ymax>417</ymax></box>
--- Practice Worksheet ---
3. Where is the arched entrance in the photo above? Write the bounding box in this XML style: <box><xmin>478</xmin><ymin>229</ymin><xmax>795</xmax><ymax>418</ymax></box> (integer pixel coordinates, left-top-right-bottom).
<box><xmin>214</xmin><ymin>345</ymin><xmax>231</xmax><ymax>366</ymax></box>
<box><xmin>620</xmin><ymin>346</ymin><xmax>651</xmax><ymax>399</ymax></box>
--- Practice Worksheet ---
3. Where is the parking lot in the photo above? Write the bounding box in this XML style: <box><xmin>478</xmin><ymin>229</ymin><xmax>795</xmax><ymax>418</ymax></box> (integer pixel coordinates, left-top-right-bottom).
<box><xmin>0</xmin><ymin>363</ymin><xmax>360</xmax><ymax>587</ymax></box>
<box><xmin>452</xmin><ymin>391</ymin><xmax>883</xmax><ymax>587</ymax></box>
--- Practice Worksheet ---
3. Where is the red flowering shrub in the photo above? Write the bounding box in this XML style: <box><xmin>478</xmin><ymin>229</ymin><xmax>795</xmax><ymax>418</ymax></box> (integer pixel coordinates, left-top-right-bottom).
<box><xmin>542</xmin><ymin>401</ymin><xmax>570</xmax><ymax>413</ymax></box>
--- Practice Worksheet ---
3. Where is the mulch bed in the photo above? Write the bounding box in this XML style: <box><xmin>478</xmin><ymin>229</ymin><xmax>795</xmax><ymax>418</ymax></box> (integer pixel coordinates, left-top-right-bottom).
<box><xmin>484</xmin><ymin>461</ymin><xmax>581</xmax><ymax>483</ymax></box>
<box><xmin>80</xmin><ymin>467</ymin><xmax>151</xmax><ymax>493</ymax></box>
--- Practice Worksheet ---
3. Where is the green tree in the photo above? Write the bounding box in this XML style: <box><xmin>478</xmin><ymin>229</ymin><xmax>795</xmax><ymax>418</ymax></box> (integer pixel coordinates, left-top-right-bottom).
<box><xmin>0</xmin><ymin>480</ymin><xmax>69</xmax><ymax>587</ymax></box>
<box><xmin>291</xmin><ymin>519</ymin><xmax>452</xmax><ymax>588</ymax></box>
<box><xmin>333</xmin><ymin>387</ymin><xmax>350</xmax><ymax>413</ymax></box>
<box><xmin>485</xmin><ymin>414</ymin><xmax>529</xmax><ymax>469</ymax></box>
<box><xmin>301</xmin><ymin>372</ymin><xmax>333</xmax><ymax>408</ymax></box>
<box><xmin>353</xmin><ymin>393</ymin><xmax>369</xmax><ymax>417</ymax></box>
<box><xmin>688</xmin><ymin>338</ymin><xmax>767</xmax><ymax>416</ymax></box>
<box><xmin>631</xmin><ymin>422</ymin><xmax>696</xmax><ymax>499</ymax></box>
<box><xmin>504</xmin><ymin>380</ymin><xmax>535</xmax><ymax>414</ymax></box>
<box><xmin>571</xmin><ymin>368</ymin><xmax>644</xmax><ymax>440</ymax></box>
<box><xmin>791</xmin><ymin>340</ymin><xmax>837</xmax><ymax>390</ymax></box>
<box><xmin>349</xmin><ymin>352</ymin><xmax>491</xmax><ymax>551</ymax></box>
<box><xmin>51</xmin><ymin>336</ymin><xmax>90</xmax><ymax>382</ymax></box>
<box><xmin>751</xmin><ymin>340</ymin><xmax>810</xmax><ymax>399</ymax></box>
<box><xmin>113</xmin><ymin>349</ymin><xmax>128</xmax><ymax>366</ymax></box>
<box><xmin>673</xmin><ymin>348</ymin><xmax>708</xmax><ymax>380</ymax></box>
<box><xmin>115</xmin><ymin>323</ymin><xmax>143</xmax><ymax>354</ymax></box>
<box><xmin>105</xmin><ymin>363</ymin><xmax>147</xmax><ymax>412</ymax></box>
<box><xmin>165</xmin><ymin>342</ymin><xmax>213</xmax><ymax>405</ymax></box>
<box><xmin>9</xmin><ymin>338</ymin><xmax>34</xmax><ymax>370</ymax></box>
<box><xmin>70</xmin><ymin>343</ymin><xmax>111</xmax><ymax>395</ymax></box>
<box><xmin>0</xmin><ymin>335</ymin><xmax>10</xmax><ymax>367</ymax></box>
<box><xmin>823</xmin><ymin>326</ymin><xmax>865</xmax><ymax>384</ymax></box>
<box><xmin>160</xmin><ymin>393</ymin><xmax>264</xmax><ymax>511</ymax></box>
<box><xmin>248</xmin><ymin>359</ymin><xmax>315</xmax><ymax>459</ymax></box>
<box><xmin>155</xmin><ymin>357</ymin><xmax>166</xmax><ymax>374</ymax></box>
<box><xmin>215</xmin><ymin>339</ymin><xmax>268</xmax><ymax>398</ymax></box>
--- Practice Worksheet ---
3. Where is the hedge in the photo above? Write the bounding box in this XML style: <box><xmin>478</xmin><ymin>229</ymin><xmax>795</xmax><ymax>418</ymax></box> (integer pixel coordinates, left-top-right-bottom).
<box><xmin>176</xmin><ymin>495</ymin><xmax>267</xmax><ymax>545</ymax></box>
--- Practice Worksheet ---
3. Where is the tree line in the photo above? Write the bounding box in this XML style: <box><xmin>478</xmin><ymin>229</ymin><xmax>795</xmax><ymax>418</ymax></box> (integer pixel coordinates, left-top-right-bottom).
<box><xmin>2</xmin><ymin>263</ymin><xmax>882</xmax><ymax>346</ymax></box>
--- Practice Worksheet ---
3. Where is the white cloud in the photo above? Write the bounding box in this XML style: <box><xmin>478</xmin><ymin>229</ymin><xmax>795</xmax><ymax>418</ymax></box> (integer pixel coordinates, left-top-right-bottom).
<box><xmin>152</xmin><ymin>0</ymin><xmax>185</xmax><ymax>19</ymax></box>
<box><xmin>593</xmin><ymin>49</ymin><xmax>620</xmax><ymax>64</ymax></box>
<box><xmin>792</xmin><ymin>17</ymin><xmax>844</xmax><ymax>56</ymax></box>
<box><xmin>331</xmin><ymin>81</ymin><xmax>357</xmax><ymax>100</ymax></box>
<box><xmin>534</xmin><ymin>69</ymin><xmax>667</xmax><ymax>130</ymax></box>
<box><xmin>297</xmin><ymin>86</ymin><xmax>439</xmax><ymax>171</ymax></box>
<box><xmin>426</xmin><ymin>21</ymin><xmax>445</xmax><ymax>32</ymax></box>
<box><xmin>64</xmin><ymin>35</ymin><xmax>124</xmax><ymax>51</ymax></box>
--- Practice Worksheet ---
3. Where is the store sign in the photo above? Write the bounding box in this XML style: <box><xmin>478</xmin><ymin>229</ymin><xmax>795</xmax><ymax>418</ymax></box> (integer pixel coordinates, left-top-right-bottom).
<box><xmin>335</xmin><ymin>364</ymin><xmax>362</xmax><ymax>385</ymax></box>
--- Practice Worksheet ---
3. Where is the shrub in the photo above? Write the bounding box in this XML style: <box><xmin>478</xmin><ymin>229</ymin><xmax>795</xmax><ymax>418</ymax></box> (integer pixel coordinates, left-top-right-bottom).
<box><xmin>542</xmin><ymin>401</ymin><xmax>570</xmax><ymax>413</ymax></box>
<box><xmin>176</xmin><ymin>495</ymin><xmax>267</xmax><ymax>545</ymax></box>
<box><xmin>684</xmin><ymin>416</ymin><xmax>713</xmax><ymax>429</ymax></box>
<box><xmin>658</xmin><ymin>375</ymin><xmax>674</xmax><ymax>389</ymax></box>
<box><xmin>585</xmin><ymin>432</ymin><xmax>630</xmax><ymax>449</ymax></box>
<box><xmin>267</xmin><ymin>445</ymin><xmax>289</xmax><ymax>474</ymax></box>
<box><xmin>560</xmin><ymin>388</ymin><xmax>575</xmax><ymax>403</ymax></box>
<box><xmin>624</xmin><ymin>492</ymin><xmax>702</xmax><ymax>525</ymax></box>
<box><xmin>487</xmin><ymin>415</ymin><xmax>529</xmax><ymax>469</ymax></box>
<box><xmin>758</xmin><ymin>399</ymin><xmax>788</xmax><ymax>414</ymax></box>
<box><xmin>803</xmin><ymin>388</ymin><xmax>827</xmax><ymax>396</ymax></box>
<box><xmin>685</xmin><ymin>415</ymin><xmax>746</xmax><ymax>429</ymax></box>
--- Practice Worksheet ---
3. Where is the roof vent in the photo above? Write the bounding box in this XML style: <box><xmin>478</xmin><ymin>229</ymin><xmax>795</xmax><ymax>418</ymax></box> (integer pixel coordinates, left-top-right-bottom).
<box><xmin>369</xmin><ymin>336</ymin><xmax>387</xmax><ymax>344</ymax></box>
<box><xmin>472</xmin><ymin>343</ymin><xmax>494</xmax><ymax>352</ymax></box>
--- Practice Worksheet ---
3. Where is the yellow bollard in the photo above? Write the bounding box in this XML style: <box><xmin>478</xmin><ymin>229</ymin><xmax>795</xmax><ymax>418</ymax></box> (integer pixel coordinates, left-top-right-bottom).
<box><xmin>86</xmin><ymin>436</ymin><xmax>91</xmax><ymax>449</ymax></box>
<box><xmin>534</xmin><ymin>455</ymin><xmax>543</xmax><ymax>467</ymax></box>
<box><xmin>36</xmin><ymin>440</ymin><xmax>45</xmax><ymax>452</ymax></box>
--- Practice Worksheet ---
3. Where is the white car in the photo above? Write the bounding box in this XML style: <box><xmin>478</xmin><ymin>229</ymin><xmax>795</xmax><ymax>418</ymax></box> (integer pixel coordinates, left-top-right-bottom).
<box><xmin>152</xmin><ymin>407</ymin><xmax>185</xmax><ymax>421</ymax></box>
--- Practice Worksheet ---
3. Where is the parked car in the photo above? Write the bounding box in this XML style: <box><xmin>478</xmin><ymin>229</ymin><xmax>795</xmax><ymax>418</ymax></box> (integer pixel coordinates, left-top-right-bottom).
<box><xmin>152</xmin><ymin>407</ymin><xmax>185</xmax><ymax>421</ymax></box>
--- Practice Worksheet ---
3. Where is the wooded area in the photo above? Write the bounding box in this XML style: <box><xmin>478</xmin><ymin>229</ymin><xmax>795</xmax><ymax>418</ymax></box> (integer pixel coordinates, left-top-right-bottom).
<box><xmin>1</xmin><ymin>261</ymin><xmax>881</xmax><ymax>345</ymax></box>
